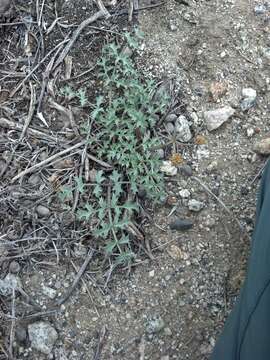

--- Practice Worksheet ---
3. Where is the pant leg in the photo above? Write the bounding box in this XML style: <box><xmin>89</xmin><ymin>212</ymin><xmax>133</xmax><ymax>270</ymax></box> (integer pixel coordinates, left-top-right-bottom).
<box><xmin>211</xmin><ymin>161</ymin><xmax>270</xmax><ymax>360</ymax></box>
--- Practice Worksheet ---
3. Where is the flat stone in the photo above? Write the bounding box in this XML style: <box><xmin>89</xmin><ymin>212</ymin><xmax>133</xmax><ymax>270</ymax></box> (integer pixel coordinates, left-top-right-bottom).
<box><xmin>28</xmin><ymin>321</ymin><xmax>58</xmax><ymax>355</ymax></box>
<box><xmin>169</xmin><ymin>218</ymin><xmax>193</xmax><ymax>231</ymax></box>
<box><xmin>204</xmin><ymin>106</ymin><xmax>235</xmax><ymax>131</ymax></box>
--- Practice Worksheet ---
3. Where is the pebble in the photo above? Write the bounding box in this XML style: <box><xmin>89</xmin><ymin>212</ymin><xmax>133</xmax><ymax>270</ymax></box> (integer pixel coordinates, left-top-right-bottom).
<box><xmin>204</xmin><ymin>106</ymin><xmax>235</xmax><ymax>131</ymax></box>
<box><xmin>241</xmin><ymin>87</ymin><xmax>257</xmax><ymax>111</ymax></box>
<box><xmin>165</xmin><ymin>122</ymin><xmax>175</xmax><ymax>133</ymax></box>
<box><xmin>28</xmin><ymin>174</ymin><xmax>41</xmax><ymax>186</ymax></box>
<box><xmin>169</xmin><ymin>218</ymin><xmax>193</xmax><ymax>231</ymax></box>
<box><xmin>42</xmin><ymin>285</ymin><xmax>57</xmax><ymax>299</ymax></box>
<box><xmin>0</xmin><ymin>274</ymin><xmax>21</xmax><ymax>296</ymax></box>
<box><xmin>36</xmin><ymin>205</ymin><xmax>50</xmax><ymax>218</ymax></box>
<box><xmin>167</xmin><ymin>245</ymin><xmax>188</xmax><ymax>260</ymax></box>
<box><xmin>254</xmin><ymin>138</ymin><xmax>270</xmax><ymax>155</ymax></box>
<box><xmin>175</xmin><ymin>115</ymin><xmax>192</xmax><ymax>142</ymax></box>
<box><xmin>149</xmin><ymin>270</ymin><xmax>155</xmax><ymax>277</ymax></box>
<box><xmin>180</xmin><ymin>164</ymin><xmax>193</xmax><ymax>177</ymax></box>
<box><xmin>146</xmin><ymin>317</ymin><xmax>165</xmax><ymax>334</ymax></box>
<box><xmin>156</xmin><ymin>148</ymin><xmax>165</xmax><ymax>159</ymax></box>
<box><xmin>28</xmin><ymin>321</ymin><xmax>58</xmax><ymax>355</ymax></box>
<box><xmin>15</xmin><ymin>325</ymin><xmax>27</xmax><ymax>344</ymax></box>
<box><xmin>254</xmin><ymin>4</ymin><xmax>267</xmax><ymax>14</ymax></box>
<box><xmin>169</xmin><ymin>22</ymin><xmax>177</xmax><ymax>32</ymax></box>
<box><xmin>188</xmin><ymin>199</ymin><xmax>204</xmax><ymax>212</ymax></box>
<box><xmin>9</xmin><ymin>261</ymin><xmax>21</xmax><ymax>274</ymax></box>
<box><xmin>179</xmin><ymin>189</ymin><xmax>190</xmax><ymax>198</ymax></box>
<box><xmin>165</xmin><ymin>113</ymin><xmax>178</xmax><ymax>123</ymax></box>
<box><xmin>164</xmin><ymin>327</ymin><xmax>172</xmax><ymax>336</ymax></box>
<box><xmin>247</xmin><ymin>128</ymin><xmax>255</xmax><ymax>138</ymax></box>
<box><xmin>160</xmin><ymin>161</ymin><xmax>177</xmax><ymax>176</ymax></box>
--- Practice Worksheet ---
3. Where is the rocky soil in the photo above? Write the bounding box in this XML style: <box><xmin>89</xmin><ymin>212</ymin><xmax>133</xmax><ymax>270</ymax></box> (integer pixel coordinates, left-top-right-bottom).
<box><xmin>1</xmin><ymin>0</ymin><xmax>270</xmax><ymax>359</ymax></box>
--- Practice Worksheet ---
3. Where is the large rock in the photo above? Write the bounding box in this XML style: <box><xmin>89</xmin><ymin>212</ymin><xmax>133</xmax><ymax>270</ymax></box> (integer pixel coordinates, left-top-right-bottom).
<box><xmin>28</xmin><ymin>322</ymin><xmax>58</xmax><ymax>355</ymax></box>
<box><xmin>204</xmin><ymin>106</ymin><xmax>235</xmax><ymax>131</ymax></box>
<box><xmin>254</xmin><ymin>138</ymin><xmax>270</xmax><ymax>155</ymax></box>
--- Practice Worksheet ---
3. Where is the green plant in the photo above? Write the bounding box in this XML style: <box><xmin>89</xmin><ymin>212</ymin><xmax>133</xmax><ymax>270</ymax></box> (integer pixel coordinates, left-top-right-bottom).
<box><xmin>59</xmin><ymin>31</ymin><xmax>170</xmax><ymax>266</ymax></box>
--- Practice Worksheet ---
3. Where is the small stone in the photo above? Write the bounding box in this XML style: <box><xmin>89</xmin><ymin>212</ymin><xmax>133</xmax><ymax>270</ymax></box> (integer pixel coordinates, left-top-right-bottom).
<box><xmin>0</xmin><ymin>274</ymin><xmax>21</xmax><ymax>296</ymax></box>
<box><xmin>175</xmin><ymin>115</ymin><xmax>192</xmax><ymax>142</ymax></box>
<box><xmin>179</xmin><ymin>189</ymin><xmax>190</xmax><ymax>198</ymax></box>
<box><xmin>165</xmin><ymin>122</ymin><xmax>175</xmax><ymax>133</ymax></box>
<box><xmin>169</xmin><ymin>218</ymin><xmax>193</xmax><ymax>231</ymax></box>
<box><xmin>220</xmin><ymin>51</ymin><xmax>226</xmax><ymax>58</ymax></box>
<box><xmin>149</xmin><ymin>270</ymin><xmax>155</xmax><ymax>278</ymax></box>
<box><xmin>156</xmin><ymin>148</ymin><xmax>165</xmax><ymax>159</ymax></box>
<box><xmin>28</xmin><ymin>174</ymin><xmax>41</xmax><ymax>186</ymax></box>
<box><xmin>164</xmin><ymin>327</ymin><xmax>172</xmax><ymax>336</ymax></box>
<box><xmin>167</xmin><ymin>245</ymin><xmax>187</xmax><ymax>260</ymax></box>
<box><xmin>169</xmin><ymin>22</ymin><xmax>177</xmax><ymax>31</ymax></box>
<box><xmin>241</xmin><ymin>88</ymin><xmax>257</xmax><ymax>111</ymax></box>
<box><xmin>28</xmin><ymin>322</ymin><xmax>58</xmax><ymax>355</ymax></box>
<box><xmin>146</xmin><ymin>317</ymin><xmax>165</xmax><ymax>334</ymax></box>
<box><xmin>247</xmin><ymin>128</ymin><xmax>255</xmax><ymax>138</ymax></box>
<box><xmin>36</xmin><ymin>205</ymin><xmax>50</xmax><ymax>218</ymax></box>
<box><xmin>254</xmin><ymin>138</ymin><xmax>270</xmax><ymax>155</ymax></box>
<box><xmin>179</xmin><ymin>165</ymin><xmax>193</xmax><ymax>177</ymax></box>
<box><xmin>188</xmin><ymin>199</ymin><xmax>204</xmax><ymax>212</ymax></box>
<box><xmin>209</xmin><ymin>82</ymin><xmax>227</xmax><ymax>102</ymax></box>
<box><xmin>42</xmin><ymin>285</ymin><xmax>57</xmax><ymax>299</ymax></box>
<box><xmin>204</xmin><ymin>106</ymin><xmax>235</xmax><ymax>131</ymax></box>
<box><xmin>16</xmin><ymin>325</ymin><xmax>27</xmax><ymax>344</ymax></box>
<box><xmin>207</xmin><ymin>160</ymin><xmax>218</xmax><ymax>172</ymax></box>
<box><xmin>160</xmin><ymin>161</ymin><xmax>177</xmax><ymax>176</ymax></box>
<box><xmin>165</xmin><ymin>114</ymin><xmax>178</xmax><ymax>123</ymax></box>
<box><xmin>9</xmin><ymin>261</ymin><xmax>21</xmax><ymax>274</ymax></box>
<box><xmin>254</xmin><ymin>4</ymin><xmax>267</xmax><ymax>14</ymax></box>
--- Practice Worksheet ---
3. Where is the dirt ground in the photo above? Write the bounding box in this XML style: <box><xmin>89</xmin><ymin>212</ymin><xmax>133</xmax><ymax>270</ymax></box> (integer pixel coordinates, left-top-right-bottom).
<box><xmin>1</xmin><ymin>0</ymin><xmax>270</xmax><ymax>359</ymax></box>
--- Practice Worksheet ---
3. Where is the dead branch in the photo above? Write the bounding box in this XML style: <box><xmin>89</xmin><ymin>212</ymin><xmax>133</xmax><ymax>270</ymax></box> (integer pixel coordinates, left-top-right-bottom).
<box><xmin>56</xmin><ymin>249</ymin><xmax>94</xmax><ymax>306</ymax></box>
<box><xmin>53</xmin><ymin>11</ymin><xmax>106</xmax><ymax>70</ymax></box>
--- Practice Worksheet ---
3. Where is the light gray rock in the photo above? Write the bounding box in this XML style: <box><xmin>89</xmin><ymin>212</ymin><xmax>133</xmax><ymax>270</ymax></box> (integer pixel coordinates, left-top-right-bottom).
<box><xmin>175</xmin><ymin>115</ymin><xmax>192</xmax><ymax>142</ymax></box>
<box><xmin>160</xmin><ymin>161</ymin><xmax>177</xmax><ymax>176</ymax></box>
<box><xmin>165</xmin><ymin>113</ymin><xmax>178</xmax><ymax>123</ymax></box>
<box><xmin>241</xmin><ymin>88</ymin><xmax>257</xmax><ymax>111</ymax></box>
<box><xmin>36</xmin><ymin>205</ymin><xmax>50</xmax><ymax>218</ymax></box>
<box><xmin>204</xmin><ymin>106</ymin><xmax>235</xmax><ymax>131</ymax></box>
<box><xmin>188</xmin><ymin>199</ymin><xmax>204</xmax><ymax>212</ymax></box>
<box><xmin>146</xmin><ymin>317</ymin><xmax>165</xmax><ymax>334</ymax></box>
<box><xmin>0</xmin><ymin>274</ymin><xmax>21</xmax><ymax>296</ymax></box>
<box><xmin>28</xmin><ymin>322</ymin><xmax>58</xmax><ymax>355</ymax></box>
<box><xmin>41</xmin><ymin>285</ymin><xmax>57</xmax><ymax>299</ymax></box>
<box><xmin>9</xmin><ymin>261</ymin><xmax>21</xmax><ymax>274</ymax></box>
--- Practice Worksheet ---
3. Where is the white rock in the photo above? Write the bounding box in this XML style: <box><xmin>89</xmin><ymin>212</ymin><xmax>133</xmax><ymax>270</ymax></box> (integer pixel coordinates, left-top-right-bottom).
<box><xmin>42</xmin><ymin>285</ymin><xmax>57</xmax><ymax>299</ymax></box>
<box><xmin>242</xmin><ymin>88</ymin><xmax>257</xmax><ymax>101</ymax></box>
<box><xmin>188</xmin><ymin>199</ymin><xmax>204</xmax><ymax>212</ymax></box>
<box><xmin>0</xmin><ymin>274</ymin><xmax>21</xmax><ymax>296</ymax></box>
<box><xmin>28</xmin><ymin>322</ymin><xmax>58</xmax><ymax>355</ymax></box>
<box><xmin>247</xmin><ymin>128</ymin><xmax>255</xmax><ymax>138</ymax></box>
<box><xmin>179</xmin><ymin>189</ymin><xmax>191</xmax><ymax>198</ymax></box>
<box><xmin>160</xmin><ymin>161</ymin><xmax>177</xmax><ymax>176</ymax></box>
<box><xmin>204</xmin><ymin>106</ymin><xmax>235</xmax><ymax>131</ymax></box>
<box><xmin>175</xmin><ymin>115</ymin><xmax>192</xmax><ymax>142</ymax></box>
